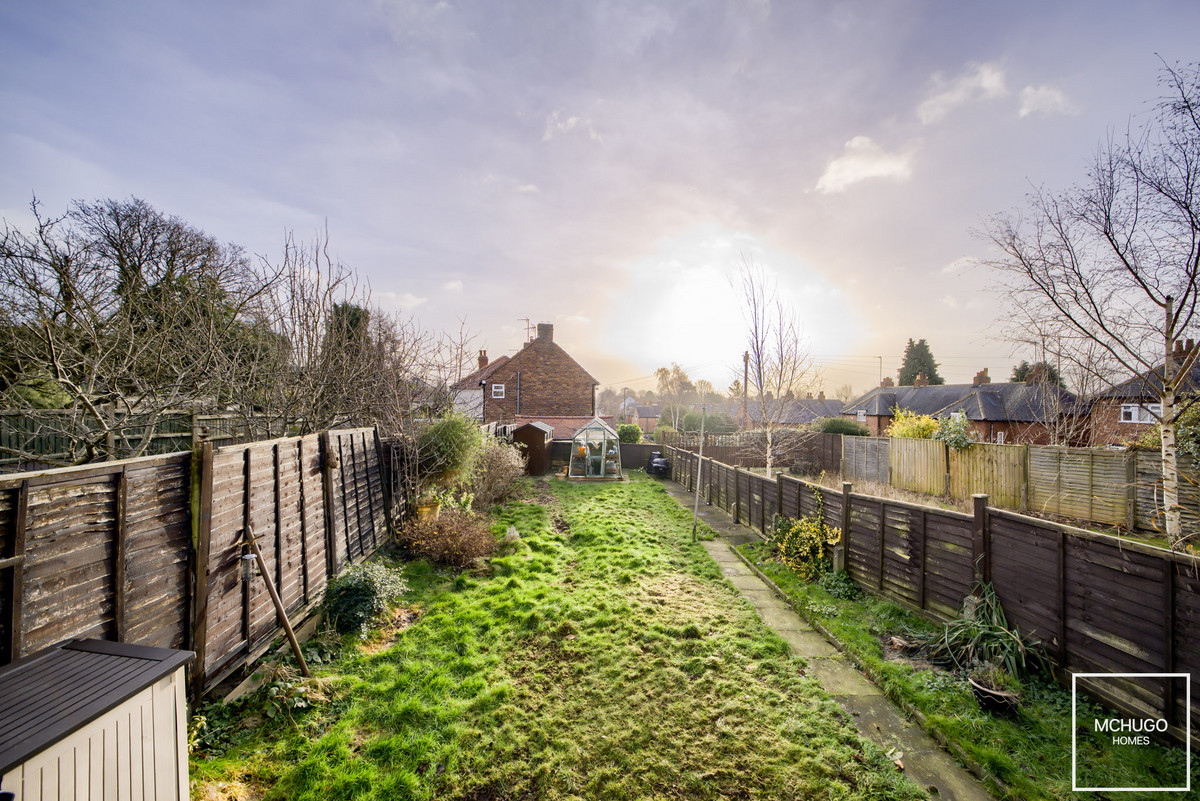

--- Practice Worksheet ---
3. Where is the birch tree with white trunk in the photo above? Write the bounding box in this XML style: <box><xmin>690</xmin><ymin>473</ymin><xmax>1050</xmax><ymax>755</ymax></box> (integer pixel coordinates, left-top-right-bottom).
<box><xmin>984</xmin><ymin>62</ymin><xmax>1200</xmax><ymax>546</ymax></box>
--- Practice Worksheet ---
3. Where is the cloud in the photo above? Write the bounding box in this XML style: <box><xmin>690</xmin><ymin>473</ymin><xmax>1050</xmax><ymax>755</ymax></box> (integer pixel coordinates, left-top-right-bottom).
<box><xmin>815</xmin><ymin>136</ymin><xmax>914</xmax><ymax>194</ymax></box>
<box><xmin>443</xmin><ymin>279</ymin><xmax>462</xmax><ymax>292</ymax></box>
<box><xmin>941</xmin><ymin>295</ymin><xmax>959</xmax><ymax>308</ymax></box>
<box><xmin>940</xmin><ymin>256</ymin><xmax>978</xmax><ymax>274</ymax></box>
<box><xmin>918</xmin><ymin>63</ymin><xmax>1008</xmax><ymax>124</ymax></box>
<box><xmin>542</xmin><ymin>109</ymin><xmax>602</xmax><ymax>142</ymax></box>
<box><xmin>1019</xmin><ymin>85</ymin><xmax>1075</xmax><ymax>117</ymax></box>
<box><xmin>515</xmin><ymin>183</ymin><xmax>540</xmax><ymax>194</ymax></box>
<box><xmin>378</xmin><ymin>290</ymin><xmax>428</xmax><ymax>310</ymax></box>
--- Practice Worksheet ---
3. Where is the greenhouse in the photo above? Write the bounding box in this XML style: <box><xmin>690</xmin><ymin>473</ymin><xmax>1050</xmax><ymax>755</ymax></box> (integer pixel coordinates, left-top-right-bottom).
<box><xmin>567</xmin><ymin>418</ymin><xmax>623</xmax><ymax>480</ymax></box>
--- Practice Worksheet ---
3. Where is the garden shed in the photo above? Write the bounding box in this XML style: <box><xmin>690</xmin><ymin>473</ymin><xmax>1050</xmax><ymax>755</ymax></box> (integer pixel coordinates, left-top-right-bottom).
<box><xmin>567</xmin><ymin>418</ymin><xmax>623</xmax><ymax>480</ymax></box>
<box><xmin>0</xmin><ymin>638</ymin><xmax>194</xmax><ymax>801</ymax></box>
<box><xmin>510</xmin><ymin>420</ymin><xmax>554</xmax><ymax>476</ymax></box>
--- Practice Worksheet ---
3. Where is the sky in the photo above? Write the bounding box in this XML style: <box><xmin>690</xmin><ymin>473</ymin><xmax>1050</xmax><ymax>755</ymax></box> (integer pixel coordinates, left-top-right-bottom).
<box><xmin>2</xmin><ymin>1</ymin><xmax>1199</xmax><ymax>399</ymax></box>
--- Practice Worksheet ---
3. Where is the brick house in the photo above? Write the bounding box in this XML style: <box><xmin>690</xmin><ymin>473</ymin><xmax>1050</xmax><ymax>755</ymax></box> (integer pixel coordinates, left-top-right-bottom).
<box><xmin>717</xmin><ymin>392</ymin><xmax>844</xmax><ymax>430</ymax></box>
<box><xmin>1089</xmin><ymin>340</ymin><xmax>1200</xmax><ymax>445</ymax></box>
<box><xmin>843</xmin><ymin>369</ymin><xmax>1080</xmax><ymax>444</ymax></box>
<box><xmin>452</xmin><ymin>323</ymin><xmax>598</xmax><ymax>425</ymax></box>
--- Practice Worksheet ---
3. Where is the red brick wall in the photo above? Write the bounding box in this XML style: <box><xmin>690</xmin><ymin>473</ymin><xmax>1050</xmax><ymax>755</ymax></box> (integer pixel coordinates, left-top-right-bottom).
<box><xmin>1090</xmin><ymin>399</ymin><xmax>1156</xmax><ymax>446</ymax></box>
<box><xmin>480</xmin><ymin>336</ymin><xmax>596</xmax><ymax>423</ymax></box>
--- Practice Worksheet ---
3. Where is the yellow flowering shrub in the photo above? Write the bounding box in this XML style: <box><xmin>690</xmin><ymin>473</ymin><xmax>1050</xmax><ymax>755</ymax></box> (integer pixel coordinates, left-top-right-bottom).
<box><xmin>886</xmin><ymin>407</ymin><xmax>939</xmax><ymax>439</ymax></box>
<box><xmin>767</xmin><ymin>514</ymin><xmax>842</xmax><ymax>581</ymax></box>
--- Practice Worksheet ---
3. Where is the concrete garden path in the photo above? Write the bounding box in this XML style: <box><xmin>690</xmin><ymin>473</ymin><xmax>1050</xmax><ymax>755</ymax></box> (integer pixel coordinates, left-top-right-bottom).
<box><xmin>661</xmin><ymin>479</ymin><xmax>994</xmax><ymax>801</ymax></box>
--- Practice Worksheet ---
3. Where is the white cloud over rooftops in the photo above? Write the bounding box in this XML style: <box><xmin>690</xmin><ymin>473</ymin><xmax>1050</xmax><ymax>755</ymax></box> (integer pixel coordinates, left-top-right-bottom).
<box><xmin>815</xmin><ymin>136</ymin><xmax>915</xmax><ymax>194</ymax></box>
<box><xmin>918</xmin><ymin>62</ymin><xmax>1008</xmax><ymax>124</ymax></box>
<box><xmin>542</xmin><ymin>109</ymin><xmax>602</xmax><ymax>143</ymax></box>
<box><xmin>1019</xmin><ymin>85</ymin><xmax>1076</xmax><ymax>117</ymax></box>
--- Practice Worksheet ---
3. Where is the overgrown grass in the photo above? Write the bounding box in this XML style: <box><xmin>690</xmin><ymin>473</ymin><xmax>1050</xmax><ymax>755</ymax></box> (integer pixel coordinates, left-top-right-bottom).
<box><xmin>191</xmin><ymin>474</ymin><xmax>927</xmax><ymax>800</ymax></box>
<box><xmin>737</xmin><ymin>541</ymin><xmax>1196</xmax><ymax>800</ymax></box>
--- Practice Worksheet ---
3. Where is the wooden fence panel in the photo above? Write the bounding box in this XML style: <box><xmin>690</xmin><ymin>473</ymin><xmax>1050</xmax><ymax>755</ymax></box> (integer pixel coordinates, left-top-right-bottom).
<box><xmin>1133</xmin><ymin>452</ymin><xmax>1200</xmax><ymax>534</ymax></box>
<box><xmin>987</xmin><ymin>512</ymin><xmax>1060</xmax><ymax>648</ymax></box>
<box><xmin>949</xmin><ymin>443</ymin><xmax>1026</xmax><ymax>510</ymax></box>
<box><xmin>203</xmin><ymin>447</ymin><xmax>248</xmax><ymax>678</ymax></box>
<box><xmin>890</xmin><ymin>437</ymin><xmax>946</xmax><ymax>496</ymax></box>
<box><xmin>843</xmin><ymin>437</ymin><xmax>889</xmax><ymax>485</ymax></box>
<box><xmin>1028</xmin><ymin>446</ymin><xmax>1128</xmax><ymax>525</ymax></box>
<box><xmin>122</xmin><ymin>457</ymin><xmax>191</xmax><ymax>650</ymax></box>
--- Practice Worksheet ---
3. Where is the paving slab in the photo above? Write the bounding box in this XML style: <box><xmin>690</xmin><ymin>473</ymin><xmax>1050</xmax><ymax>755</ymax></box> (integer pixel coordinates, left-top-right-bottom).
<box><xmin>808</xmin><ymin>657</ymin><xmax>878</xmax><ymax>696</ymax></box>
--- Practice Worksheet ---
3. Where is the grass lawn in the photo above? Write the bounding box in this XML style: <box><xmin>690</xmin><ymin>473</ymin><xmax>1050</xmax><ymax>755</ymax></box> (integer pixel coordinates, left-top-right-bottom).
<box><xmin>190</xmin><ymin>474</ymin><xmax>927</xmax><ymax>800</ymax></box>
<box><xmin>736</xmin><ymin>541</ymin><xmax>1196</xmax><ymax>801</ymax></box>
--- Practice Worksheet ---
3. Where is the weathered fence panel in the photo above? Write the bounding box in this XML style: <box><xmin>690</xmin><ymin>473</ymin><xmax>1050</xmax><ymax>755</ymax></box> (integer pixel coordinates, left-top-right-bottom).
<box><xmin>842</xmin><ymin>436</ymin><xmax>889</xmax><ymax>485</ymax></box>
<box><xmin>1</xmin><ymin>425</ymin><xmax>390</xmax><ymax>700</ymax></box>
<box><xmin>1027</xmin><ymin>446</ymin><xmax>1128</xmax><ymax>525</ymax></box>
<box><xmin>890</xmin><ymin>437</ymin><xmax>947</xmax><ymax>496</ymax></box>
<box><xmin>0</xmin><ymin>454</ymin><xmax>193</xmax><ymax>666</ymax></box>
<box><xmin>949</xmin><ymin>443</ymin><xmax>1027</xmax><ymax>510</ymax></box>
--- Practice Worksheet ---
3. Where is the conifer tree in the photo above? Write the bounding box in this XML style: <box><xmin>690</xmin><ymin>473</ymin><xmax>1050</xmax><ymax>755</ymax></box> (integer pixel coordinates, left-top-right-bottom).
<box><xmin>898</xmin><ymin>339</ymin><xmax>944</xmax><ymax>385</ymax></box>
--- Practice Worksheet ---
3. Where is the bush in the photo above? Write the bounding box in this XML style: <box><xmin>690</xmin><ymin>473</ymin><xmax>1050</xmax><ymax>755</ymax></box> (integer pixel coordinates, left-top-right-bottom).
<box><xmin>814</xmin><ymin>417</ymin><xmax>869</xmax><ymax>436</ymax></box>
<box><xmin>652</xmin><ymin>425</ymin><xmax>676</xmax><ymax>443</ymax></box>
<box><xmin>414</xmin><ymin>412</ymin><xmax>482</xmax><ymax>490</ymax></box>
<box><xmin>885</xmin><ymin>407</ymin><xmax>938</xmax><ymax>439</ymax></box>
<box><xmin>617</xmin><ymin>423</ymin><xmax>642</xmax><ymax>444</ymax></box>
<box><xmin>470</xmin><ymin>437</ymin><xmax>527</xmax><ymax>509</ymax></box>
<box><xmin>933</xmin><ymin>414</ymin><xmax>974</xmax><ymax>451</ymax></box>
<box><xmin>400</xmin><ymin>510</ymin><xmax>496</xmax><ymax>567</ymax></box>
<box><xmin>765</xmin><ymin>513</ymin><xmax>841</xmax><ymax>581</ymax></box>
<box><xmin>323</xmin><ymin>561</ymin><xmax>409</xmax><ymax>634</ymax></box>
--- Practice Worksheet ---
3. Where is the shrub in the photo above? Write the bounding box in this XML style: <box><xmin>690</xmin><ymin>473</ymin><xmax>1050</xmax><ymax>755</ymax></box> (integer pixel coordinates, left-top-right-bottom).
<box><xmin>765</xmin><ymin>513</ymin><xmax>841</xmax><ymax>581</ymax></box>
<box><xmin>912</xmin><ymin>582</ymin><xmax>1048</xmax><ymax>678</ymax></box>
<box><xmin>414</xmin><ymin>412</ymin><xmax>482</xmax><ymax>491</ymax></box>
<box><xmin>470</xmin><ymin>437</ymin><xmax>527</xmax><ymax>509</ymax></box>
<box><xmin>323</xmin><ymin>562</ymin><xmax>408</xmax><ymax>634</ymax></box>
<box><xmin>652</xmin><ymin>425</ymin><xmax>676</xmax><ymax>443</ymax></box>
<box><xmin>400</xmin><ymin>510</ymin><xmax>496</xmax><ymax>567</ymax></box>
<box><xmin>617</xmin><ymin>423</ymin><xmax>642</xmax><ymax>444</ymax></box>
<box><xmin>933</xmin><ymin>414</ymin><xmax>974</xmax><ymax>451</ymax></box>
<box><xmin>885</xmin><ymin>407</ymin><xmax>938</xmax><ymax>439</ymax></box>
<box><xmin>814</xmin><ymin>417</ymin><xmax>869</xmax><ymax>436</ymax></box>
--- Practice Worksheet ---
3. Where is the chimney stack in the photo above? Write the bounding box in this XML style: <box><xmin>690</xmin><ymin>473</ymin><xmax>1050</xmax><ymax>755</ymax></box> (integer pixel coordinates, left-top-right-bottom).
<box><xmin>880</xmin><ymin>376</ymin><xmax>894</xmax><ymax>388</ymax></box>
<box><xmin>478</xmin><ymin>350</ymin><xmax>488</xmax><ymax>370</ymax></box>
<box><xmin>913</xmin><ymin>372</ymin><xmax>930</xmax><ymax>387</ymax></box>
<box><xmin>537</xmin><ymin>322</ymin><xmax>554</xmax><ymax>341</ymax></box>
<box><xmin>818</xmin><ymin>391</ymin><xmax>826</xmax><ymax>401</ymax></box>
<box><xmin>972</xmin><ymin>368</ymin><xmax>990</xmax><ymax>387</ymax></box>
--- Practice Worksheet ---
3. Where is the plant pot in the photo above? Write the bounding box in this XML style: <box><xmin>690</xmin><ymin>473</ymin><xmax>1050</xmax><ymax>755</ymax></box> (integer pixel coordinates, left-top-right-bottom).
<box><xmin>969</xmin><ymin>677</ymin><xmax>1019</xmax><ymax>716</ymax></box>
<box><xmin>415</xmin><ymin>500</ymin><xmax>441</xmax><ymax>521</ymax></box>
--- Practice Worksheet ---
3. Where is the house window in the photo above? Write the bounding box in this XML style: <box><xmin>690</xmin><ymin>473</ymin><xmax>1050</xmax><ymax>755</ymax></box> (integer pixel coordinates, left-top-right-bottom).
<box><xmin>856</xmin><ymin>410</ymin><xmax>866</xmax><ymax>422</ymax></box>
<box><xmin>1120</xmin><ymin>403</ymin><xmax>1161</xmax><ymax>424</ymax></box>
<box><xmin>492</xmin><ymin>384</ymin><xmax>505</xmax><ymax>399</ymax></box>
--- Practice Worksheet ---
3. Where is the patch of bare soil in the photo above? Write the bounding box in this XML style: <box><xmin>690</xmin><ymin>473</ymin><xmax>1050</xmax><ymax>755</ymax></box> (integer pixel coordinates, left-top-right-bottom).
<box><xmin>193</xmin><ymin>780</ymin><xmax>266</xmax><ymax>801</ymax></box>
<box><xmin>361</xmin><ymin>605</ymin><xmax>424</xmax><ymax>655</ymax></box>
<box><xmin>638</xmin><ymin>573</ymin><xmax>729</xmax><ymax>624</ymax></box>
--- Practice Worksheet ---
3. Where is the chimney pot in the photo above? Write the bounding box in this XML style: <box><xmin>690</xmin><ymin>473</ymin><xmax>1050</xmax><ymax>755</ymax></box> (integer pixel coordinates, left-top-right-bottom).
<box><xmin>914</xmin><ymin>372</ymin><xmax>929</xmax><ymax>387</ymax></box>
<box><xmin>537</xmin><ymin>322</ymin><xmax>553</xmax><ymax>341</ymax></box>
<box><xmin>880</xmin><ymin>376</ymin><xmax>894</xmax><ymax>388</ymax></box>
<box><xmin>973</xmin><ymin>368</ymin><xmax>990</xmax><ymax>386</ymax></box>
<box><xmin>478</xmin><ymin>350</ymin><xmax>488</xmax><ymax>370</ymax></box>
<box><xmin>1188</xmin><ymin>338</ymin><xmax>1195</xmax><ymax>352</ymax></box>
<box><xmin>818</xmin><ymin>391</ymin><xmax>826</xmax><ymax>401</ymax></box>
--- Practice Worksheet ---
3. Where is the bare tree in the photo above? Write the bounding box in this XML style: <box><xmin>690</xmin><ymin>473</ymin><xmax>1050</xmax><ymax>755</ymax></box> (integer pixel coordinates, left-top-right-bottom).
<box><xmin>654</xmin><ymin>363</ymin><xmax>693</xmax><ymax>429</ymax></box>
<box><xmin>0</xmin><ymin>197</ymin><xmax>271</xmax><ymax>464</ymax></box>
<box><xmin>736</xmin><ymin>258</ymin><xmax>818</xmax><ymax>476</ymax></box>
<box><xmin>984</xmin><ymin>62</ymin><xmax>1200</xmax><ymax>545</ymax></box>
<box><xmin>222</xmin><ymin>228</ymin><xmax>448</xmax><ymax>438</ymax></box>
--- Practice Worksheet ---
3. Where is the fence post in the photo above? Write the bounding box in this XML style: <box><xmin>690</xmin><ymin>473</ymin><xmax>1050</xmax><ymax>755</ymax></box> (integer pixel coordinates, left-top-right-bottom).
<box><xmin>321</xmin><ymin>431</ymin><xmax>340</xmax><ymax>576</ymax></box>
<box><xmin>190</xmin><ymin>441</ymin><xmax>215</xmax><ymax>698</ymax></box>
<box><xmin>7</xmin><ymin>480</ymin><xmax>29</xmax><ymax>662</ymax></box>
<box><xmin>1164</xmin><ymin>558</ymin><xmax>1178</xmax><ymax>725</ymax></box>
<box><xmin>1021</xmin><ymin>443</ymin><xmax>1030</xmax><ymax>513</ymax></box>
<box><xmin>972</xmin><ymin>494</ymin><xmax>990</xmax><ymax>587</ymax></box>
<box><xmin>1125</xmin><ymin>450</ymin><xmax>1137</xmax><ymax>531</ymax></box>
<box><xmin>114</xmin><ymin>465</ymin><xmax>129</xmax><ymax>643</ymax></box>
<box><xmin>776</xmin><ymin>472</ymin><xmax>784</xmax><ymax>519</ymax></box>
<box><xmin>832</xmin><ymin>481</ymin><xmax>851</xmax><ymax>574</ymax></box>
<box><xmin>733</xmin><ymin>466</ymin><xmax>741</xmax><ymax>524</ymax></box>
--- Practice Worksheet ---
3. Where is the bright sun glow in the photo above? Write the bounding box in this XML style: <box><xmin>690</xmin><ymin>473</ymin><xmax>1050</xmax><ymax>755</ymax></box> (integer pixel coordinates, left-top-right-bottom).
<box><xmin>604</xmin><ymin>225</ymin><xmax>861</xmax><ymax>391</ymax></box>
